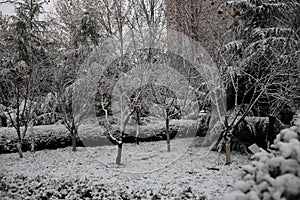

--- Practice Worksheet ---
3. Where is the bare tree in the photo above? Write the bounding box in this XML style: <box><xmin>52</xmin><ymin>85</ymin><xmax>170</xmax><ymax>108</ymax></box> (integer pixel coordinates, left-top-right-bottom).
<box><xmin>129</xmin><ymin>82</ymin><xmax>180</xmax><ymax>152</ymax></box>
<box><xmin>165</xmin><ymin>0</ymin><xmax>229</xmax><ymax>54</ymax></box>
<box><xmin>1</xmin><ymin>67</ymin><xmax>34</xmax><ymax>158</ymax></box>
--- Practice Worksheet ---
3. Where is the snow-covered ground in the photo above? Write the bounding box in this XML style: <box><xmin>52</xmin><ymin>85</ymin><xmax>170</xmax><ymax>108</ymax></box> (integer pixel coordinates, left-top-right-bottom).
<box><xmin>0</xmin><ymin>138</ymin><xmax>249</xmax><ymax>199</ymax></box>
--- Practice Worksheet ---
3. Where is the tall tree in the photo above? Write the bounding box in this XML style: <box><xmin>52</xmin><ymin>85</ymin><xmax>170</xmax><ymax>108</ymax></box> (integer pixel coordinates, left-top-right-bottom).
<box><xmin>57</xmin><ymin>3</ymin><xmax>101</xmax><ymax>152</ymax></box>
<box><xmin>219</xmin><ymin>0</ymin><xmax>300</xmax><ymax>164</ymax></box>
<box><xmin>0</xmin><ymin>0</ymin><xmax>48</xmax><ymax>158</ymax></box>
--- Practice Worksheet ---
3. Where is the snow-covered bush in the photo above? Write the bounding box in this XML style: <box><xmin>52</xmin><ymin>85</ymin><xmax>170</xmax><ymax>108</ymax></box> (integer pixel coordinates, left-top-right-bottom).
<box><xmin>0</xmin><ymin>175</ymin><xmax>207</xmax><ymax>200</ymax></box>
<box><xmin>0</xmin><ymin>120</ymin><xmax>198</xmax><ymax>153</ymax></box>
<box><xmin>224</xmin><ymin>113</ymin><xmax>300</xmax><ymax>200</ymax></box>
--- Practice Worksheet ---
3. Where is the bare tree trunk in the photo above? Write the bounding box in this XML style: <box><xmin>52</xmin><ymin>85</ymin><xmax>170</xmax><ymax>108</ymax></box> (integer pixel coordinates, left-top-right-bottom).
<box><xmin>136</xmin><ymin>124</ymin><xmax>140</xmax><ymax>145</ymax></box>
<box><xmin>115</xmin><ymin>111</ymin><xmax>133</xmax><ymax>165</ymax></box>
<box><xmin>16</xmin><ymin>84</ymin><xmax>23</xmax><ymax>158</ymax></box>
<box><xmin>116</xmin><ymin>130</ymin><xmax>125</xmax><ymax>165</ymax></box>
<box><xmin>17</xmin><ymin>139</ymin><xmax>23</xmax><ymax>158</ymax></box>
<box><xmin>71</xmin><ymin>128</ymin><xmax>77</xmax><ymax>152</ymax></box>
<box><xmin>166</xmin><ymin>109</ymin><xmax>171</xmax><ymax>152</ymax></box>
<box><xmin>268</xmin><ymin>115</ymin><xmax>276</xmax><ymax>148</ymax></box>
<box><xmin>116</xmin><ymin>142</ymin><xmax>123</xmax><ymax>165</ymax></box>
<box><xmin>225</xmin><ymin>139</ymin><xmax>231</xmax><ymax>165</ymax></box>
<box><xmin>29</xmin><ymin>121</ymin><xmax>35</xmax><ymax>152</ymax></box>
<box><xmin>136</xmin><ymin>110</ymin><xmax>140</xmax><ymax>145</ymax></box>
<box><xmin>72</xmin><ymin>133</ymin><xmax>77</xmax><ymax>152</ymax></box>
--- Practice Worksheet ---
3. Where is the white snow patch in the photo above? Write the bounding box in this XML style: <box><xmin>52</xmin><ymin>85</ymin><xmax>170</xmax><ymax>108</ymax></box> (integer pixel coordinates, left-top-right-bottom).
<box><xmin>0</xmin><ymin>138</ymin><xmax>249</xmax><ymax>199</ymax></box>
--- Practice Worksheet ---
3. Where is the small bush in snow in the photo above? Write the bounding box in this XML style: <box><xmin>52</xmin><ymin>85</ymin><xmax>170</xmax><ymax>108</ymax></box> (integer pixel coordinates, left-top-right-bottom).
<box><xmin>224</xmin><ymin>114</ymin><xmax>300</xmax><ymax>200</ymax></box>
<box><xmin>0</xmin><ymin>175</ymin><xmax>207</xmax><ymax>200</ymax></box>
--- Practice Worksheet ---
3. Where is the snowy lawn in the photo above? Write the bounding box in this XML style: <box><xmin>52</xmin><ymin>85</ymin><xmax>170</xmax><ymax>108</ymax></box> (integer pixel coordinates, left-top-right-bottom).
<box><xmin>0</xmin><ymin>138</ymin><xmax>249</xmax><ymax>199</ymax></box>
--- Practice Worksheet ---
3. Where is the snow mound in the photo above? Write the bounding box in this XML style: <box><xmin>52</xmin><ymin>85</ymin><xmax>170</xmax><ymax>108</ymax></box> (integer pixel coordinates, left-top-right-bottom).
<box><xmin>223</xmin><ymin>114</ymin><xmax>300</xmax><ymax>200</ymax></box>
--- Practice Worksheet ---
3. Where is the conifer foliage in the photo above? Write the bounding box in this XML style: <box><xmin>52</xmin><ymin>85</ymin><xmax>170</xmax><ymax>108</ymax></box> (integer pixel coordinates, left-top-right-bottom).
<box><xmin>0</xmin><ymin>0</ymin><xmax>48</xmax><ymax>158</ymax></box>
<box><xmin>11</xmin><ymin>0</ymin><xmax>47</xmax><ymax>64</ymax></box>
<box><xmin>223</xmin><ymin>0</ymin><xmax>300</xmax><ymax>115</ymax></box>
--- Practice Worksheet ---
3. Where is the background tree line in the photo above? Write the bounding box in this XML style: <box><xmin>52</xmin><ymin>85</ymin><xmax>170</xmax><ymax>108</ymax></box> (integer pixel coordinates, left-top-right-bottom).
<box><xmin>0</xmin><ymin>0</ymin><xmax>299</xmax><ymax>163</ymax></box>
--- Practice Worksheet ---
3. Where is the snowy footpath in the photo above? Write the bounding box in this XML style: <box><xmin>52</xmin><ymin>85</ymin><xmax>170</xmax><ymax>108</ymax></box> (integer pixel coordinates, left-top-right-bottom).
<box><xmin>0</xmin><ymin>138</ymin><xmax>249</xmax><ymax>199</ymax></box>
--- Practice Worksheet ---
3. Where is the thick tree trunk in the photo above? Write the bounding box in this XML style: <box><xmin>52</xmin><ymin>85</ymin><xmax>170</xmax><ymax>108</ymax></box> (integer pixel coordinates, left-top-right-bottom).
<box><xmin>116</xmin><ymin>143</ymin><xmax>123</xmax><ymax>165</ymax></box>
<box><xmin>225</xmin><ymin>139</ymin><xmax>231</xmax><ymax>165</ymax></box>
<box><xmin>116</xmin><ymin>130</ymin><xmax>125</xmax><ymax>165</ymax></box>
<box><xmin>17</xmin><ymin>139</ymin><xmax>23</xmax><ymax>158</ymax></box>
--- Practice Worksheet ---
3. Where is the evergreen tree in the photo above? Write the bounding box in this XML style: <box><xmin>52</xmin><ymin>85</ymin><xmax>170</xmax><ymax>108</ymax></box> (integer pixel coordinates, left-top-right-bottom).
<box><xmin>72</xmin><ymin>6</ymin><xmax>100</xmax><ymax>49</ymax></box>
<box><xmin>0</xmin><ymin>0</ymin><xmax>48</xmax><ymax>158</ymax></box>
<box><xmin>216</xmin><ymin>0</ymin><xmax>300</xmax><ymax>164</ymax></box>
<box><xmin>11</xmin><ymin>0</ymin><xmax>47</xmax><ymax>65</ymax></box>
<box><xmin>223</xmin><ymin>0</ymin><xmax>300</xmax><ymax>116</ymax></box>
